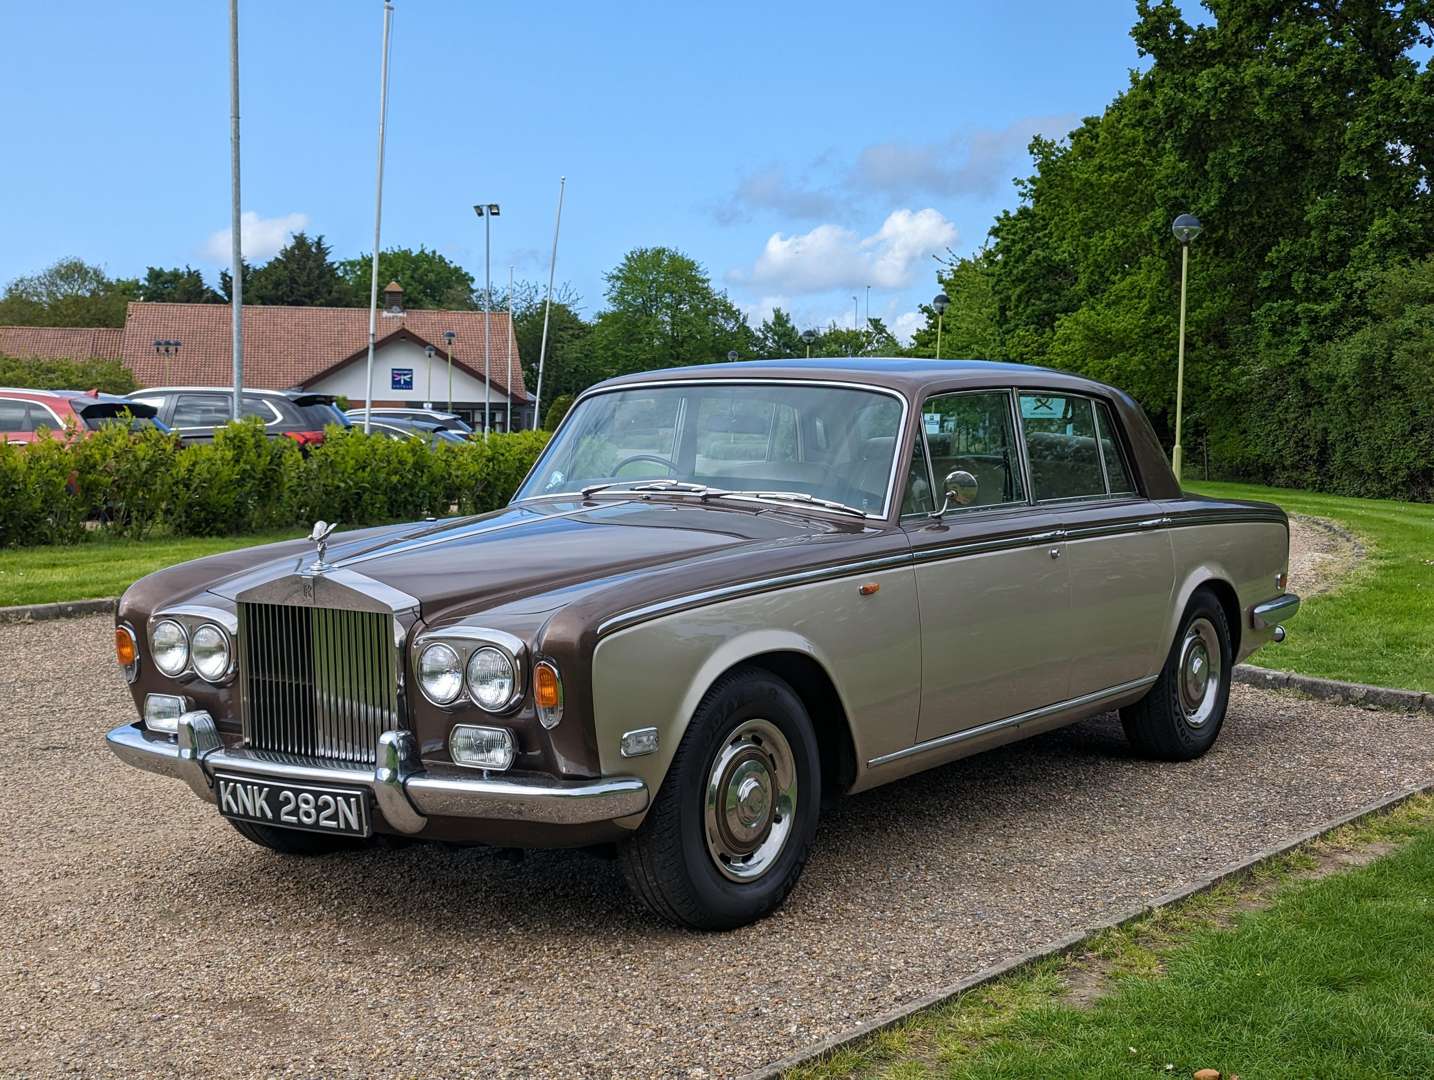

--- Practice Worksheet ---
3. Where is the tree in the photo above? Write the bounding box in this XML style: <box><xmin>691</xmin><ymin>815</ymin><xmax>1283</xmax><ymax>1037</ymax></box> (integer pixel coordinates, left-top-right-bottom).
<box><xmin>337</xmin><ymin>246</ymin><xmax>476</xmax><ymax>309</ymax></box>
<box><xmin>589</xmin><ymin>247</ymin><xmax>754</xmax><ymax>377</ymax></box>
<box><xmin>139</xmin><ymin>266</ymin><xmax>222</xmax><ymax>304</ymax></box>
<box><xmin>0</xmin><ymin>257</ymin><xmax>138</xmax><ymax>327</ymax></box>
<box><xmin>512</xmin><ymin>299</ymin><xmax>594</xmax><ymax>402</ymax></box>
<box><xmin>245</xmin><ymin>233</ymin><xmax>349</xmax><ymax>306</ymax></box>
<box><xmin>909</xmin><ymin>250</ymin><xmax>1005</xmax><ymax>360</ymax></box>
<box><xmin>754</xmin><ymin>307</ymin><xmax>805</xmax><ymax>358</ymax></box>
<box><xmin>218</xmin><ymin>259</ymin><xmax>254</xmax><ymax>303</ymax></box>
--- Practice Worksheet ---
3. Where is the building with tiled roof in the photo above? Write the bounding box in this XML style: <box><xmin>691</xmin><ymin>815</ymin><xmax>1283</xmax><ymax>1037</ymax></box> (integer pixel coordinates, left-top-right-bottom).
<box><xmin>1</xmin><ymin>281</ymin><xmax>531</xmax><ymax>430</ymax></box>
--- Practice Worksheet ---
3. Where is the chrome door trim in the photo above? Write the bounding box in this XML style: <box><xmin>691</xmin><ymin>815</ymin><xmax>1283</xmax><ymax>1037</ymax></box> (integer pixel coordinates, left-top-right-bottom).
<box><xmin>511</xmin><ymin>377</ymin><xmax>912</xmax><ymax>521</ymax></box>
<box><xmin>596</xmin><ymin>551</ymin><xmax>915</xmax><ymax>637</ymax></box>
<box><xmin>1165</xmin><ymin>508</ymin><xmax>1288</xmax><ymax>528</ymax></box>
<box><xmin>866</xmin><ymin>674</ymin><xmax>1159</xmax><ymax>767</ymax></box>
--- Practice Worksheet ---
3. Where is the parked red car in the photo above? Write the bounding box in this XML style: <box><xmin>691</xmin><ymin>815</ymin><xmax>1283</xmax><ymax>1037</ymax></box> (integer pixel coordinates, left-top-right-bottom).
<box><xmin>0</xmin><ymin>388</ymin><xmax>166</xmax><ymax>444</ymax></box>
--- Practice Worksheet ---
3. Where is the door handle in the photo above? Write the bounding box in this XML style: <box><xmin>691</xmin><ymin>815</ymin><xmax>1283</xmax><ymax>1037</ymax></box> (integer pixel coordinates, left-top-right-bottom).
<box><xmin>1136</xmin><ymin>516</ymin><xmax>1170</xmax><ymax>529</ymax></box>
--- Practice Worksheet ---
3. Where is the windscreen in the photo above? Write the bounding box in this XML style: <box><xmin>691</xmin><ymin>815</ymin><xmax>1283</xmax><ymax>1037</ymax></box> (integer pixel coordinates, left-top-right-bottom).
<box><xmin>516</xmin><ymin>382</ymin><xmax>904</xmax><ymax>515</ymax></box>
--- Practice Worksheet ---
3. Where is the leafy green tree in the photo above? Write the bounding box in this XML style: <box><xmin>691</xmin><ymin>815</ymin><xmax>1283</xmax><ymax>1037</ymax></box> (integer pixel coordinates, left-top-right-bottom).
<box><xmin>337</xmin><ymin>246</ymin><xmax>477</xmax><ymax>309</ymax></box>
<box><xmin>588</xmin><ymin>247</ymin><xmax>754</xmax><ymax>377</ymax></box>
<box><xmin>245</xmin><ymin>233</ymin><xmax>349</xmax><ymax>306</ymax></box>
<box><xmin>512</xmin><ymin>299</ymin><xmax>594</xmax><ymax>402</ymax></box>
<box><xmin>218</xmin><ymin>259</ymin><xmax>254</xmax><ymax>303</ymax></box>
<box><xmin>910</xmin><ymin>250</ymin><xmax>1005</xmax><ymax>360</ymax></box>
<box><xmin>754</xmin><ymin>308</ymin><xmax>805</xmax><ymax>358</ymax></box>
<box><xmin>0</xmin><ymin>355</ymin><xmax>136</xmax><ymax>394</ymax></box>
<box><xmin>139</xmin><ymin>266</ymin><xmax>222</xmax><ymax>304</ymax></box>
<box><xmin>0</xmin><ymin>258</ymin><xmax>138</xmax><ymax>327</ymax></box>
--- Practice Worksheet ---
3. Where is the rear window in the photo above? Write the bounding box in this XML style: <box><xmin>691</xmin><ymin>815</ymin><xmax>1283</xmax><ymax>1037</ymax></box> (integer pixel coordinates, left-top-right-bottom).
<box><xmin>295</xmin><ymin>401</ymin><xmax>348</xmax><ymax>429</ymax></box>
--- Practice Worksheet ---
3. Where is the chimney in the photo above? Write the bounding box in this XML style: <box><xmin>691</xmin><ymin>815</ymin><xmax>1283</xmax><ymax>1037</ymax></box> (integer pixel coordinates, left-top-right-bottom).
<box><xmin>382</xmin><ymin>280</ymin><xmax>405</xmax><ymax>315</ymax></box>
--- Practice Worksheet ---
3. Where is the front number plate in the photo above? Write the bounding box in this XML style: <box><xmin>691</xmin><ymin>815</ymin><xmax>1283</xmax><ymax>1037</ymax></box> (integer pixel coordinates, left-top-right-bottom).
<box><xmin>216</xmin><ymin>775</ymin><xmax>371</xmax><ymax>838</ymax></box>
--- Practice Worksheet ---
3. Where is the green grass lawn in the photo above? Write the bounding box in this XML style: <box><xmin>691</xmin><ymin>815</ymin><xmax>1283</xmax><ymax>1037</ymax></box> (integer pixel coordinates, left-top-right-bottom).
<box><xmin>789</xmin><ymin>798</ymin><xmax>1434</xmax><ymax>1080</ymax></box>
<box><xmin>1187</xmin><ymin>481</ymin><xmax>1434</xmax><ymax>692</ymax></box>
<box><xmin>0</xmin><ymin>530</ymin><xmax>306</xmax><ymax>607</ymax></box>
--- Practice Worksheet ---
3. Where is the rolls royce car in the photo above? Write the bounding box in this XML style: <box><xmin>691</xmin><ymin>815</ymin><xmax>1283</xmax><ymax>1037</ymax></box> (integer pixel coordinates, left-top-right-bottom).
<box><xmin>106</xmin><ymin>359</ymin><xmax>1300</xmax><ymax>929</ymax></box>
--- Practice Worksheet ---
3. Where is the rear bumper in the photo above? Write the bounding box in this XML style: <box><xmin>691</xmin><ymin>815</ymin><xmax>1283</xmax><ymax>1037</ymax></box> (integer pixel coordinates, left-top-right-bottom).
<box><xmin>105</xmin><ymin>711</ymin><xmax>649</xmax><ymax>835</ymax></box>
<box><xmin>1251</xmin><ymin>592</ymin><xmax>1301</xmax><ymax>630</ymax></box>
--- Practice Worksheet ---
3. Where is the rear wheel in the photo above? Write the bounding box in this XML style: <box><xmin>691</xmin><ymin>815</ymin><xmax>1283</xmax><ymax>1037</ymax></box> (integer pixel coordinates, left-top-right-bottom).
<box><xmin>1121</xmin><ymin>590</ymin><xmax>1232</xmax><ymax>761</ymax></box>
<box><xmin>619</xmin><ymin>668</ymin><xmax>821</xmax><ymax>930</ymax></box>
<box><xmin>228</xmin><ymin>819</ymin><xmax>366</xmax><ymax>855</ymax></box>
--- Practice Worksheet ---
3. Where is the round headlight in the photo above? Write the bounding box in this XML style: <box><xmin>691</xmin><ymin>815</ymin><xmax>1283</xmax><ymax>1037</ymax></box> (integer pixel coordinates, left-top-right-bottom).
<box><xmin>151</xmin><ymin>619</ymin><xmax>189</xmax><ymax>677</ymax></box>
<box><xmin>191</xmin><ymin>623</ymin><xmax>231</xmax><ymax>682</ymax></box>
<box><xmin>418</xmin><ymin>643</ymin><xmax>464</xmax><ymax>705</ymax></box>
<box><xmin>466</xmin><ymin>646</ymin><xmax>517</xmax><ymax>711</ymax></box>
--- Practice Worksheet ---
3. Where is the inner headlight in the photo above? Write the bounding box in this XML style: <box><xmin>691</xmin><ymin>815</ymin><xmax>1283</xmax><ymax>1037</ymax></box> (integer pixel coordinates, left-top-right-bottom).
<box><xmin>151</xmin><ymin>619</ymin><xmax>189</xmax><ymax>677</ymax></box>
<box><xmin>190</xmin><ymin>623</ymin><xmax>232</xmax><ymax>682</ymax></box>
<box><xmin>465</xmin><ymin>646</ymin><xmax>517</xmax><ymax>711</ymax></box>
<box><xmin>418</xmin><ymin>642</ymin><xmax>464</xmax><ymax>705</ymax></box>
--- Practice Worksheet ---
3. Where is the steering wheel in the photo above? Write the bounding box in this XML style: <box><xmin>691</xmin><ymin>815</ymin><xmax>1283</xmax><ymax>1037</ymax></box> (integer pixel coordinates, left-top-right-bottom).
<box><xmin>612</xmin><ymin>453</ymin><xmax>680</xmax><ymax>478</ymax></box>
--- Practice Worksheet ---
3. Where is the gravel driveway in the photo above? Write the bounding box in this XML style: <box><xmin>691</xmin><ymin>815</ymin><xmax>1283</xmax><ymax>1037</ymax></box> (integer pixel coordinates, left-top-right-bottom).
<box><xmin>3</xmin><ymin>615</ymin><xmax>1431</xmax><ymax>1079</ymax></box>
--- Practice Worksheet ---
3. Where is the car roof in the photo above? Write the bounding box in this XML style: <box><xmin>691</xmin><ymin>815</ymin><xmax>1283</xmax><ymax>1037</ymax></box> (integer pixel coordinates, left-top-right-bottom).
<box><xmin>140</xmin><ymin>385</ymin><xmax>303</xmax><ymax>398</ymax></box>
<box><xmin>595</xmin><ymin>357</ymin><xmax>1119</xmax><ymax>400</ymax></box>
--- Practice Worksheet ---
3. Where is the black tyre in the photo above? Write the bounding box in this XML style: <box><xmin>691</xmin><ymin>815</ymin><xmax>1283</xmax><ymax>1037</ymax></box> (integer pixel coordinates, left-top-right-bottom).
<box><xmin>619</xmin><ymin>668</ymin><xmax>822</xmax><ymax>930</ymax></box>
<box><xmin>1121</xmin><ymin>590</ymin><xmax>1233</xmax><ymax>761</ymax></box>
<box><xmin>229</xmin><ymin>819</ymin><xmax>366</xmax><ymax>855</ymax></box>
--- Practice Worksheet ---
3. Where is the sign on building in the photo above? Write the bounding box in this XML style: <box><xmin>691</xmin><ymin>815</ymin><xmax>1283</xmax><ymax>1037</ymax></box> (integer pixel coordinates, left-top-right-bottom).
<box><xmin>391</xmin><ymin>368</ymin><xmax>414</xmax><ymax>391</ymax></box>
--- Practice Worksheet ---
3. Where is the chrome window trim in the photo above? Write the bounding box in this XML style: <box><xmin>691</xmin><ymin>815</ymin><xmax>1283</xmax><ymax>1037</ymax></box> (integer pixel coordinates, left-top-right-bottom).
<box><xmin>1092</xmin><ymin>399</ymin><xmax>1138</xmax><ymax>496</ymax></box>
<box><xmin>866</xmin><ymin>674</ymin><xmax>1159</xmax><ymax>768</ymax></box>
<box><xmin>1016</xmin><ymin>389</ymin><xmax>1112</xmax><ymax>504</ymax></box>
<box><xmin>911</xmin><ymin>387</ymin><xmax>1031</xmax><ymax>518</ymax></box>
<box><xmin>511</xmin><ymin>378</ymin><xmax>912</xmax><ymax>522</ymax></box>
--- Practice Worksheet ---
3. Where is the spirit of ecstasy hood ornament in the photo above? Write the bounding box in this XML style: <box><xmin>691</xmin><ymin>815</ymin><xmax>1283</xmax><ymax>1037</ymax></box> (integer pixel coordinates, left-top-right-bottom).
<box><xmin>308</xmin><ymin>520</ymin><xmax>338</xmax><ymax>572</ymax></box>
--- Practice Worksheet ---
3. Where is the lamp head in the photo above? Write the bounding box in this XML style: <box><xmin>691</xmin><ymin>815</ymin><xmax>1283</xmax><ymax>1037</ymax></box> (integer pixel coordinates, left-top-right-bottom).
<box><xmin>1172</xmin><ymin>213</ymin><xmax>1203</xmax><ymax>245</ymax></box>
<box><xmin>932</xmin><ymin>293</ymin><xmax>950</xmax><ymax>315</ymax></box>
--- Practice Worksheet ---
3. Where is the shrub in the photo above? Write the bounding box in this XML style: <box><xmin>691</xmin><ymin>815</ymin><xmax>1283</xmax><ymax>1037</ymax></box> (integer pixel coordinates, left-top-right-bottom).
<box><xmin>68</xmin><ymin>421</ymin><xmax>180</xmax><ymax>538</ymax></box>
<box><xmin>443</xmin><ymin>430</ymin><xmax>551</xmax><ymax>515</ymax></box>
<box><xmin>292</xmin><ymin>426</ymin><xmax>451</xmax><ymax>526</ymax></box>
<box><xmin>166</xmin><ymin>419</ymin><xmax>301</xmax><ymax>536</ymax></box>
<box><xmin>0</xmin><ymin>355</ymin><xmax>137</xmax><ymax>395</ymax></box>
<box><xmin>543</xmin><ymin>394</ymin><xmax>574</xmax><ymax>430</ymax></box>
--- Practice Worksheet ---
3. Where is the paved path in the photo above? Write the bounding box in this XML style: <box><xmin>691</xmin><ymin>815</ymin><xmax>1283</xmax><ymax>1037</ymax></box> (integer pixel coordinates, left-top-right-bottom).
<box><xmin>3</xmin><ymin>615</ymin><xmax>1430</xmax><ymax>1078</ymax></box>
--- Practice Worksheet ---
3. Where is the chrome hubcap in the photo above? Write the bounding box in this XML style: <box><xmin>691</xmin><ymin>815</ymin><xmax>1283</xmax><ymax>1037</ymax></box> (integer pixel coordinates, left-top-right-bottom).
<box><xmin>704</xmin><ymin>718</ymin><xmax>796</xmax><ymax>882</ymax></box>
<box><xmin>1178</xmin><ymin>617</ymin><xmax>1222</xmax><ymax>728</ymax></box>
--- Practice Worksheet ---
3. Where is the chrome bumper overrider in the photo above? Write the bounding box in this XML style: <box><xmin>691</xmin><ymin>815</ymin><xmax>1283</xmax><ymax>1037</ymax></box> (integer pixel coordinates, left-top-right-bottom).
<box><xmin>105</xmin><ymin>711</ymin><xmax>649</xmax><ymax>834</ymax></box>
<box><xmin>1251</xmin><ymin>592</ymin><xmax>1301</xmax><ymax>630</ymax></box>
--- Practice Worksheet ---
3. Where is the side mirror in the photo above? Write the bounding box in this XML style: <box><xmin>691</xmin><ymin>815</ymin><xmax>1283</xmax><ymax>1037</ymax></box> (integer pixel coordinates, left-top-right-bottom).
<box><xmin>931</xmin><ymin>469</ymin><xmax>979</xmax><ymax>517</ymax></box>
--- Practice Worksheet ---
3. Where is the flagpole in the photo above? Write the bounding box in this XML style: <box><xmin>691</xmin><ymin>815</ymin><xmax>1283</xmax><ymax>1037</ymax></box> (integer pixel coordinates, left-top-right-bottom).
<box><xmin>361</xmin><ymin>0</ymin><xmax>394</xmax><ymax>434</ymax></box>
<box><xmin>228</xmin><ymin>0</ymin><xmax>243</xmax><ymax>419</ymax></box>
<box><xmin>533</xmin><ymin>175</ymin><xmax>565</xmax><ymax>430</ymax></box>
<box><xmin>505</xmin><ymin>265</ymin><xmax>514</xmax><ymax>433</ymax></box>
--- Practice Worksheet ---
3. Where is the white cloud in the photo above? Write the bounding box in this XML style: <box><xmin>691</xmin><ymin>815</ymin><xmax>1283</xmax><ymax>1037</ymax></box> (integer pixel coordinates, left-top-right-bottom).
<box><xmin>732</xmin><ymin>208</ymin><xmax>958</xmax><ymax>295</ymax></box>
<box><xmin>710</xmin><ymin>165</ymin><xmax>841</xmax><ymax>225</ymax></box>
<box><xmin>890</xmin><ymin>310</ymin><xmax>925</xmax><ymax>344</ymax></box>
<box><xmin>202</xmin><ymin>211</ymin><xmax>310</xmax><ymax>262</ymax></box>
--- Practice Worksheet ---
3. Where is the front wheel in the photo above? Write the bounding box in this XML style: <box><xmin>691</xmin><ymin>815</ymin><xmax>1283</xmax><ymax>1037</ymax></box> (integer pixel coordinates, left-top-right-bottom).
<box><xmin>1121</xmin><ymin>590</ymin><xmax>1233</xmax><ymax>761</ymax></box>
<box><xmin>619</xmin><ymin>668</ymin><xmax>821</xmax><ymax>930</ymax></box>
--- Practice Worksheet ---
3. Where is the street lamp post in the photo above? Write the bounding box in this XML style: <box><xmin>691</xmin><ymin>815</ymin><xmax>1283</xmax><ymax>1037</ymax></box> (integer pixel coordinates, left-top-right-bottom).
<box><xmin>473</xmin><ymin>203</ymin><xmax>500</xmax><ymax>438</ymax></box>
<box><xmin>932</xmin><ymin>293</ymin><xmax>949</xmax><ymax>360</ymax></box>
<box><xmin>727</xmin><ymin>350</ymin><xmax>738</xmax><ymax>363</ymax></box>
<box><xmin>443</xmin><ymin>330</ymin><xmax>456</xmax><ymax>414</ymax></box>
<box><xmin>1171</xmin><ymin>213</ymin><xmax>1203</xmax><ymax>485</ymax></box>
<box><xmin>506</xmin><ymin>265</ymin><xmax>514</xmax><ymax>434</ymax></box>
<box><xmin>153</xmin><ymin>339</ymin><xmax>181</xmax><ymax>385</ymax></box>
<box><xmin>424</xmin><ymin>343</ymin><xmax>435</xmax><ymax>402</ymax></box>
<box><xmin>801</xmin><ymin>329</ymin><xmax>816</xmax><ymax>358</ymax></box>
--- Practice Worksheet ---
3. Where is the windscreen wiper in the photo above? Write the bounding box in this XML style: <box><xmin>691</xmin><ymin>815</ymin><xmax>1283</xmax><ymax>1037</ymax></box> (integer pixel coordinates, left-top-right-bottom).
<box><xmin>580</xmin><ymin>480</ymin><xmax>729</xmax><ymax>498</ymax></box>
<box><xmin>710</xmin><ymin>490</ymin><xmax>868</xmax><ymax>518</ymax></box>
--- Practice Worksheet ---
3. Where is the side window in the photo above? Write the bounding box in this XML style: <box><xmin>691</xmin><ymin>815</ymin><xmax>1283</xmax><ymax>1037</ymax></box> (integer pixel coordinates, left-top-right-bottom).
<box><xmin>922</xmin><ymin>391</ymin><xmax>1025</xmax><ymax>508</ymax></box>
<box><xmin>0</xmin><ymin>399</ymin><xmax>34</xmax><ymax>433</ymax></box>
<box><xmin>901</xmin><ymin>435</ymin><xmax>934</xmax><ymax>516</ymax></box>
<box><xmin>171</xmin><ymin>394</ymin><xmax>230</xmax><ymax>428</ymax></box>
<box><xmin>1019</xmin><ymin>393</ymin><xmax>1104</xmax><ymax>501</ymax></box>
<box><xmin>240</xmin><ymin>396</ymin><xmax>278</xmax><ymax>422</ymax></box>
<box><xmin>1094</xmin><ymin>401</ymin><xmax>1135</xmax><ymax>495</ymax></box>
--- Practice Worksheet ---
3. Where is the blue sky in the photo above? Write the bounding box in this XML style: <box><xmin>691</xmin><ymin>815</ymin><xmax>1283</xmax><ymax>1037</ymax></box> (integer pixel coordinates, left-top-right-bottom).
<box><xmin>3</xmin><ymin>1</ymin><xmax>1153</xmax><ymax>341</ymax></box>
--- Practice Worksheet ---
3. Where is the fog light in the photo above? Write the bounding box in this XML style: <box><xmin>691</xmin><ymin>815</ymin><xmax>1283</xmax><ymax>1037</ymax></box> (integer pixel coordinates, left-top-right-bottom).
<box><xmin>450</xmin><ymin>724</ymin><xmax>515</xmax><ymax>771</ymax></box>
<box><xmin>144</xmin><ymin>693</ymin><xmax>186</xmax><ymax>734</ymax></box>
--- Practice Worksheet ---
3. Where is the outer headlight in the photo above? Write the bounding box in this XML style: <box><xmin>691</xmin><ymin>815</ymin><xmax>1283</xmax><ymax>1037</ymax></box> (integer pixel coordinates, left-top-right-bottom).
<box><xmin>190</xmin><ymin>623</ymin><xmax>232</xmax><ymax>683</ymax></box>
<box><xmin>465</xmin><ymin>646</ymin><xmax>518</xmax><ymax>711</ymax></box>
<box><xmin>418</xmin><ymin>642</ymin><xmax>464</xmax><ymax>705</ymax></box>
<box><xmin>151</xmin><ymin>619</ymin><xmax>189</xmax><ymax>677</ymax></box>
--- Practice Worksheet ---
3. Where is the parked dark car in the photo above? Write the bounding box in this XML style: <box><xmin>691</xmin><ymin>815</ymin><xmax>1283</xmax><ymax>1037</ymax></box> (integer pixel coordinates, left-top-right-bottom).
<box><xmin>131</xmin><ymin>387</ymin><xmax>347</xmax><ymax>447</ymax></box>
<box><xmin>363</xmin><ymin>416</ymin><xmax>469</xmax><ymax>446</ymax></box>
<box><xmin>0</xmin><ymin>387</ymin><xmax>167</xmax><ymax>444</ymax></box>
<box><xmin>345</xmin><ymin>407</ymin><xmax>474</xmax><ymax>435</ymax></box>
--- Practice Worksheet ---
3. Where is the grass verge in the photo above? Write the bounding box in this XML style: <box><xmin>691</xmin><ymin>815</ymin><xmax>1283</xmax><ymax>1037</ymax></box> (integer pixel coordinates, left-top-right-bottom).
<box><xmin>0</xmin><ymin>530</ymin><xmax>306</xmax><ymax>607</ymax></box>
<box><xmin>1187</xmin><ymin>480</ymin><xmax>1434</xmax><ymax>692</ymax></box>
<box><xmin>785</xmin><ymin>793</ymin><xmax>1434</xmax><ymax>1080</ymax></box>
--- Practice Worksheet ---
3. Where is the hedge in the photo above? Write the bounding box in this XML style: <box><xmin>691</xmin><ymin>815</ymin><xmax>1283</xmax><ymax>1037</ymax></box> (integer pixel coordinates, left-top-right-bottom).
<box><xmin>0</xmin><ymin>419</ymin><xmax>550</xmax><ymax>548</ymax></box>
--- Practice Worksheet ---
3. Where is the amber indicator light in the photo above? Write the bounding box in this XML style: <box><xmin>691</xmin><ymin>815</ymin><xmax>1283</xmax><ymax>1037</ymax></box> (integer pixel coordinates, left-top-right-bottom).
<box><xmin>858</xmin><ymin>582</ymin><xmax>880</xmax><ymax>596</ymax></box>
<box><xmin>114</xmin><ymin>628</ymin><xmax>137</xmax><ymax>666</ymax></box>
<box><xmin>534</xmin><ymin>663</ymin><xmax>561</xmax><ymax>709</ymax></box>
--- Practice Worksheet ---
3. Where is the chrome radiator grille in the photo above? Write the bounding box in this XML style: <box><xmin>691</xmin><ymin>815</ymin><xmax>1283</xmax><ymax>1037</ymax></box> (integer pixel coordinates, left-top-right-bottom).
<box><xmin>238</xmin><ymin>602</ymin><xmax>399</xmax><ymax>765</ymax></box>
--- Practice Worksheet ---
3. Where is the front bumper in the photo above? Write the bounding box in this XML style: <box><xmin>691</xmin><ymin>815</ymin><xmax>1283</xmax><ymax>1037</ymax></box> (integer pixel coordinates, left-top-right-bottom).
<box><xmin>106</xmin><ymin>711</ymin><xmax>649</xmax><ymax>835</ymax></box>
